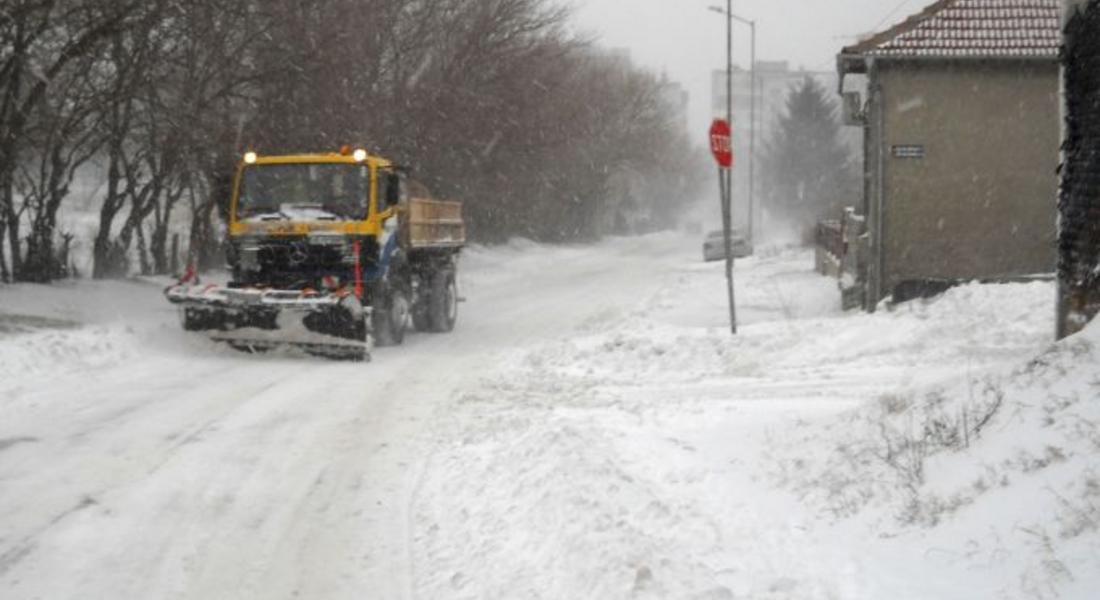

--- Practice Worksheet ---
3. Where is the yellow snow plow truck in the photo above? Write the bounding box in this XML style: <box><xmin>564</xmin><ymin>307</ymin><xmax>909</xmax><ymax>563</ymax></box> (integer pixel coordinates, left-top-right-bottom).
<box><xmin>165</xmin><ymin>148</ymin><xmax>465</xmax><ymax>361</ymax></box>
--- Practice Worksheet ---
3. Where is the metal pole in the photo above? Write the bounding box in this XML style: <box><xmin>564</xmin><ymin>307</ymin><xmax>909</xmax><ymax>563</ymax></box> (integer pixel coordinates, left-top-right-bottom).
<box><xmin>725</xmin><ymin>0</ymin><xmax>738</xmax><ymax>334</ymax></box>
<box><xmin>719</xmin><ymin>167</ymin><xmax>737</xmax><ymax>334</ymax></box>
<box><xmin>749</xmin><ymin>20</ymin><xmax>756</xmax><ymax>246</ymax></box>
<box><xmin>726</xmin><ymin>0</ymin><xmax>733</xmax><ymax>231</ymax></box>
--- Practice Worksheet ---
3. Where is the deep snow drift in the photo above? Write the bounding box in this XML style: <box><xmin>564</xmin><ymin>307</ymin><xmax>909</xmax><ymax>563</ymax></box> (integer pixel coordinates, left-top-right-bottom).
<box><xmin>0</xmin><ymin>233</ymin><xmax>1094</xmax><ymax>599</ymax></box>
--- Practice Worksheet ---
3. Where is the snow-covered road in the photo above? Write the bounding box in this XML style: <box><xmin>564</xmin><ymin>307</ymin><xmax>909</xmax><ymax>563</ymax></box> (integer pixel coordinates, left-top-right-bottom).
<box><xmin>2</xmin><ymin>234</ymin><xmax>1094</xmax><ymax>599</ymax></box>
<box><xmin>0</xmin><ymin>235</ymin><xmax>732</xmax><ymax>599</ymax></box>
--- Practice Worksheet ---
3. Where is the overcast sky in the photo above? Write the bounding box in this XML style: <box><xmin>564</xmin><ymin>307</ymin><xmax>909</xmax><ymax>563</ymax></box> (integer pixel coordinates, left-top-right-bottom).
<box><xmin>570</xmin><ymin>0</ymin><xmax>929</xmax><ymax>134</ymax></box>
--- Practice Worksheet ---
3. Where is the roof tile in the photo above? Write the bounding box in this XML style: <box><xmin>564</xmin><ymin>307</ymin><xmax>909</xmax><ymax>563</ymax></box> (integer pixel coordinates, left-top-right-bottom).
<box><xmin>843</xmin><ymin>0</ymin><xmax>1061</xmax><ymax>59</ymax></box>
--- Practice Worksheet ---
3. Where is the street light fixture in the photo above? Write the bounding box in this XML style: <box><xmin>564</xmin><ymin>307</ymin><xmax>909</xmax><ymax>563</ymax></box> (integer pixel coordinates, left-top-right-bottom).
<box><xmin>708</xmin><ymin>5</ymin><xmax>757</xmax><ymax>245</ymax></box>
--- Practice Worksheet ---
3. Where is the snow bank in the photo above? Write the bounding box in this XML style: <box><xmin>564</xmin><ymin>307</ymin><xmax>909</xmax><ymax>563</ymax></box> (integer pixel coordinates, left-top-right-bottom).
<box><xmin>1</xmin><ymin>234</ymin><xmax>1083</xmax><ymax>599</ymax></box>
<box><xmin>508</xmin><ymin>275</ymin><xmax>1052</xmax><ymax>394</ymax></box>
<box><xmin>410</xmin><ymin>239</ymin><xmax>1069</xmax><ymax>599</ymax></box>
<box><xmin>776</xmin><ymin>312</ymin><xmax>1100</xmax><ymax>598</ymax></box>
<box><xmin>0</xmin><ymin>325</ymin><xmax>143</xmax><ymax>395</ymax></box>
<box><xmin>0</xmin><ymin>277</ymin><xmax>206</xmax><ymax>396</ymax></box>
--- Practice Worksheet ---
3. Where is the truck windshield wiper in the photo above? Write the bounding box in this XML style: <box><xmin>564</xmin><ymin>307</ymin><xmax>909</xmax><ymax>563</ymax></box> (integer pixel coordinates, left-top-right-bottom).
<box><xmin>287</xmin><ymin>204</ymin><xmax>344</xmax><ymax>221</ymax></box>
<box><xmin>246</xmin><ymin>210</ymin><xmax>291</xmax><ymax>221</ymax></box>
<box><xmin>246</xmin><ymin>206</ymin><xmax>343</xmax><ymax>221</ymax></box>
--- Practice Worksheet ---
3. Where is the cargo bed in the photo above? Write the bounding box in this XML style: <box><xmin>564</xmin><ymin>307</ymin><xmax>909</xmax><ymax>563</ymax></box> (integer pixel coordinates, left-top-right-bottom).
<box><xmin>401</xmin><ymin>198</ymin><xmax>466</xmax><ymax>250</ymax></box>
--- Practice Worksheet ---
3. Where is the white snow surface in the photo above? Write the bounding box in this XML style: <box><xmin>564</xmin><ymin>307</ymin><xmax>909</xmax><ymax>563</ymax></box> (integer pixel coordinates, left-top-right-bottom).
<box><xmin>1</xmin><ymin>233</ymin><xmax>1095</xmax><ymax>599</ymax></box>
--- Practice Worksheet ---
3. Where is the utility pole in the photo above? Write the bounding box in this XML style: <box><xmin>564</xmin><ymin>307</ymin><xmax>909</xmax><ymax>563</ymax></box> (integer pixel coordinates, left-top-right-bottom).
<box><xmin>710</xmin><ymin>5</ymin><xmax>758</xmax><ymax>245</ymax></box>
<box><xmin>710</xmin><ymin>119</ymin><xmax>737</xmax><ymax>335</ymax></box>
<box><xmin>726</xmin><ymin>0</ymin><xmax>733</xmax><ymax>205</ymax></box>
<box><xmin>726</xmin><ymin>0</ymin><xmax>737</xmax><ymax>334</ymax></box>
<box><xmin>748</xmin><ymin>20</ymin><xmax>757</xmax><ymax>244</ymax></box>
<box><xmin>708</xmin><ymin>2</ymin><xmax>759</xmax><ymax>334</ymax></box>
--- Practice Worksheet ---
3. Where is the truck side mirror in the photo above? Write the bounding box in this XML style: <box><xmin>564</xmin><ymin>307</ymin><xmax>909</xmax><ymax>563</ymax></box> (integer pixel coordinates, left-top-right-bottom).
<box><xmin>385</xmin><ymin>172</ymin><xmax>401</xmax><ymax>208</ymax></box>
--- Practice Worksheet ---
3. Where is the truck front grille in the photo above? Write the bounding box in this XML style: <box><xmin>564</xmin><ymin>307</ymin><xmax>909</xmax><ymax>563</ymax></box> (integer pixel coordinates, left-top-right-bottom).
<box><xmin>237</xmin><ymin>237</ymin><xmax>353</xmax><ymax>289</ymax></box>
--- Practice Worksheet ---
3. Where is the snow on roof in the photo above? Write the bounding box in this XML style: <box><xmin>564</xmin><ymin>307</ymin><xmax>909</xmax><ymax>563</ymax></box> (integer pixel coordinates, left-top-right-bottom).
<box><xmin>842</xmin><ymin>0</ymin><xmax>1061</xmax><ymax>60</ymax></box>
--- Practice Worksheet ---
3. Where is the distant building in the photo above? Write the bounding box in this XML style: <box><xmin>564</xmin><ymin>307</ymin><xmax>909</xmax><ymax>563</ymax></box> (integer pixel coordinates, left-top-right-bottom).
<box><xmin>711</xmin><ymin>62</ymin><xmax>837</xmax><ymax>230</ymax></box>
<box><xmin>712</xmin><ymin>61</ymin><xmax>835</xmax><ymax>136</ymax></box>
<box><xmin>1058</xmin><ymin>0</ymin><xmax>1100</xmax><ymax>337</ymax></box>
<box><xmin>837</xmin><ymin>0</ymin><xmax>1061</xmax><ymax>309</ymax></box>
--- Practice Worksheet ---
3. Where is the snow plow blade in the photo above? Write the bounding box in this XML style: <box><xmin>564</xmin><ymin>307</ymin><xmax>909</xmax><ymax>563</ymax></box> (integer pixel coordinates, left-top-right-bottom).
<box><xmin>165</xmin><ymin>285</ymin><xmax>371</xmax><ymax>361</ymax></box>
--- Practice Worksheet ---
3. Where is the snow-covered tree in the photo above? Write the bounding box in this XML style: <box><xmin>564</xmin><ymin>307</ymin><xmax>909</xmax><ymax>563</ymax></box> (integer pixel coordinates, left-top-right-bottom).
<box><xmin>760</xmin><ymin>76</ymin><xmax>859</xmax><ymax>241</ymax></box>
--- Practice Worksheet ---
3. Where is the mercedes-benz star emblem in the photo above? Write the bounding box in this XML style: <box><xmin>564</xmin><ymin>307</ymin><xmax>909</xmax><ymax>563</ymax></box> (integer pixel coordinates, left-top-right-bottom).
<box><xmin>289</xmin><ymin>242</ymin><xmax>309</xmax><ymax>266</ymax></box>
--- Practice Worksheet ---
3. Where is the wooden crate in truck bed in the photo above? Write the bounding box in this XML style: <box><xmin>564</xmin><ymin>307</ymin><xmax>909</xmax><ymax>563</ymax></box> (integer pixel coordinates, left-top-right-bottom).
<box><xmin>401</xmin><ymin>198</ymin><xmax>466</xmax><ymax>249</ymax></box>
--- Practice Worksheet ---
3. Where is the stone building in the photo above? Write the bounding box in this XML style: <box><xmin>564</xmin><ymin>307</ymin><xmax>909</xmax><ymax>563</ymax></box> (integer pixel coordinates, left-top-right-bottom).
<box><xmin>837</xmin><ymin>0</ymin><xmax>1061</xmax><ymax>309</ymax></box>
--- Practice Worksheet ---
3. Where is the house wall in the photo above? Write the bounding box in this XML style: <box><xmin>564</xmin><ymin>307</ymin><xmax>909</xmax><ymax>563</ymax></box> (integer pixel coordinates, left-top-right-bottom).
<box><xmin>876</xmin><ymin>60</ymin><xmax>1059</xmax><ymax>297</ymax></box>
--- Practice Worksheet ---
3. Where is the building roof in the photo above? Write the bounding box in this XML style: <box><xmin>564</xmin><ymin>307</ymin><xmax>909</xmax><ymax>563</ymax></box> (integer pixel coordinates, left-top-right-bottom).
<box><xmin>841</xmin><ymin>0</ymin><xmax>1061</xmax><ymax>60</ymax></box>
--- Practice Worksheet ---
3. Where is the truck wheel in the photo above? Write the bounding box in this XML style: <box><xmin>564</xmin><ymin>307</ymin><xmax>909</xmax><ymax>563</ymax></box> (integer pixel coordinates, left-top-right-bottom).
<box><xmin>389</xmin><ymin>290</ymin><xmax>409</xmax><ymax>345</ymax></box>
<box><xmin>427</xmin><ymin>270</ymin><xmax>457</xmax><ymax>333</ymax></box>
<box><xmin>373</xmin><ymin>289</ymin><xmax>409</xmax><ymax>346</ymax></box>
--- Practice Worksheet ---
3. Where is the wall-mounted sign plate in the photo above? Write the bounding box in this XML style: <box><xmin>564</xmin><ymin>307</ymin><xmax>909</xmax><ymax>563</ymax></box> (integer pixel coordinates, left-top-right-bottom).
<box><xmin>892</xmin><ymin>145</ymin><xmax>926</xmax><ymax>159</ymax></box>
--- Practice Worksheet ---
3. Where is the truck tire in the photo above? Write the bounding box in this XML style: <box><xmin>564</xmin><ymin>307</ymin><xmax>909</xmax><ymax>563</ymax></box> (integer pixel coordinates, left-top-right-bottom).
<box><xmin>373</xmin><ymin>289</ymin><xmax>409</xmax><ymax>346</ymax></box>
<box><xmin>389</xmin><ymin>290</ymin><xmax>409</xmax><ymax>345</ymax></box>
<box><xmin>427</xmin><ymin>269</ymin><xmax>457</xmax><ymax>333</ymax></box>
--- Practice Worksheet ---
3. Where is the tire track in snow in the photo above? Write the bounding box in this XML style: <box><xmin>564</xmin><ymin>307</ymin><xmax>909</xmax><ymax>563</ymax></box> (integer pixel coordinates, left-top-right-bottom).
<box><xmin>2</xmin><ymin>234</ymin><xmax>699</xmax><ymax>598</ymax></box>
<box><xmin>0</xmin><ymin>496</ymin><xmax>97</xmax><ymax>577</ymax></box>
<box><xmin>0</xmin><ymin>363</ymin><xmax>308</xmax><ymax>590</ymax></box>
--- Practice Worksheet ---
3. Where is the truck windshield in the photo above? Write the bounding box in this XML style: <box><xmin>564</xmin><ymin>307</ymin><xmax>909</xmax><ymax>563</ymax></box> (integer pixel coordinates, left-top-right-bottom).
<box><xmin>237</xmin><ymin>163</ymin><xmax>370</xmax><ymax>221</ymax></box>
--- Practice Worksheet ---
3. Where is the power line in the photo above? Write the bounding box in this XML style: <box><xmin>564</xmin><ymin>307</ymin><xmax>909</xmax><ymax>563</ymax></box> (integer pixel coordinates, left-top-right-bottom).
<box><xmin>811</xmin><ymin>0</ymin><xmax>924</xmax><ymax>71</ymax></box>
<box><xmin>872</xmin><ymin>0</ymin><xmax>921</xmax><ymax>32</ymax></box>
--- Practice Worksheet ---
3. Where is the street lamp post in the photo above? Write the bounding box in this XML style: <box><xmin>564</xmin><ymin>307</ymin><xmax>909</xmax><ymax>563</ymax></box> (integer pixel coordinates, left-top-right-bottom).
<box><xmin>726</xmin><ymin>0</ymin><xmax>733</xmax><ymax>255</ymax></box>
<box><xmin>709</xmin><ymin>6</ymin><xmax>757</xmax><ymax>244</ymax></box>
<box><xmin>746</xmin><ymin>18</ymin><xmax>756</xmax><ymax>244</ymax></box>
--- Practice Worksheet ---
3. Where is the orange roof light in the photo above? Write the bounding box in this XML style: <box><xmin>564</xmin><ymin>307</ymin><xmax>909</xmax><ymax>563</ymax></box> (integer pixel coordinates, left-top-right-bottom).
<box><xmin>339</xmin><ymin>145</ymin><xmax>352</xmax><ymax>156</ymax></box>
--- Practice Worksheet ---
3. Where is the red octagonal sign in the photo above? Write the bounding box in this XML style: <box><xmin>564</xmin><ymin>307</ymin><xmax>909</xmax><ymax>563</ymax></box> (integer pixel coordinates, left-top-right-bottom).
<box><xmin>709</xmin><ymin>119</ymin><xmax>733</xmax><ymax>168</ymax></box>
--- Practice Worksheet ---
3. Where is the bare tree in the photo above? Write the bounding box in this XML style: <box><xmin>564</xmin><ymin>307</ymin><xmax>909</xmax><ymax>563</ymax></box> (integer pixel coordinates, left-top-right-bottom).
<box><xmin>0</xmin><ymin>0</ymin><xmax>142</xmax><ymax>281</ymax></box>
<box><xmin>14</xmin><ymin>51</ymin><xmax>105</xmax><ymax>281</ymax></box>
<box><xmin>2</xmin><ymin>0</ymin><xmax>699</xmax><ymax>282</ymax></box>
<box><xmin>89</xmin><ymin>0</ymin><xmax>267</xmax><ymax>277</ymax></box>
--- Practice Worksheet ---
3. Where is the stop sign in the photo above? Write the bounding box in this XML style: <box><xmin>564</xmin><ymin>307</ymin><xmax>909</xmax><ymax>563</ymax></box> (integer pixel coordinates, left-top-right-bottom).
<box><xmin>709</xmin><ymin>119</ymin><xmax>733</xmax><ymax>168</ymax></box>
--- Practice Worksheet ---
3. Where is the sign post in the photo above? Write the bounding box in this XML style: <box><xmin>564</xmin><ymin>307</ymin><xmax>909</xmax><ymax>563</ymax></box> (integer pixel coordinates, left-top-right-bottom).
<box><xmin>709</xmin><ymin>119</ymin><xmax>737</xmax><ymax>334</ymax></box>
